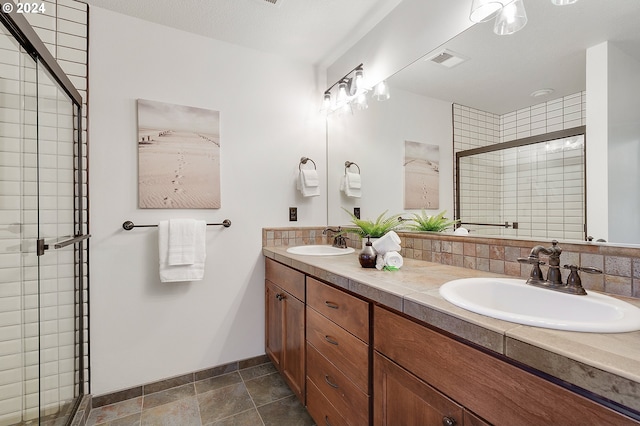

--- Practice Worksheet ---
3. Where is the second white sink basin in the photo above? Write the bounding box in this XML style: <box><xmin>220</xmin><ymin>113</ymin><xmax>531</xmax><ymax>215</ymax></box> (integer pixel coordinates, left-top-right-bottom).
<box><xmin>439</xmin><ymin>278</ymin><xmax>640</xmax><ymax>333</ymax></box>
<box><xmin>286</xmin><ymin>245</ymin><xmax>355</xmax><ymax>256</ymax></box>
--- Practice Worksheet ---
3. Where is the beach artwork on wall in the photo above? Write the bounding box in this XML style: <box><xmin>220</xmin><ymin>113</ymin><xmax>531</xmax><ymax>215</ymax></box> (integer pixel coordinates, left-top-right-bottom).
<box><xmin>404</xmin><ymin>140</ymin><xmax>439</xmax><ymax>209</ymax></box>
<box><xmin>137</xmin><ymin>99</ymin><xmax>220</xmax><ymax>209</ymax></box>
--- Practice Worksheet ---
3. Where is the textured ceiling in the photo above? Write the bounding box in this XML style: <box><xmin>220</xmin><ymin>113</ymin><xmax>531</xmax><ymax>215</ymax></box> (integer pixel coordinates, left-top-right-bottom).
<box><xmin>81</xmin><ymin>0</ymin><xmax>401</xmax><ymax>66</ymax></box>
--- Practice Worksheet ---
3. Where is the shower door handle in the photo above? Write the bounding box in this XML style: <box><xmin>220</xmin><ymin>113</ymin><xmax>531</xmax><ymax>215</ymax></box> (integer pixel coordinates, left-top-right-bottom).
<box><xmin>37</xmin><ymin>233</ymin><xmax>91</xmax><ymax>256</ymax></box>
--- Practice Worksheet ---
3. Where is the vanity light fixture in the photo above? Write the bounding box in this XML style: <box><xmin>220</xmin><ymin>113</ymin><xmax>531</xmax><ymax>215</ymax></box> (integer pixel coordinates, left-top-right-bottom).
<box><xmin>472</xmin><ymin>0</ymin><xmax>575</xmax><ymax>35</ymax></box>
<box><xmin>321</xmin><ymin>64</ymin><xmax>389</xmax><ymax>115</ymax></box>
<box><xmin>469</xmin><ymin>0</ymin><xmax>504</xmax><ymax>23</ymax></box>
<box><xmin>494</xmin><ymin>0</ymin><xmax>527</xmax><ymax>35</ymax></box>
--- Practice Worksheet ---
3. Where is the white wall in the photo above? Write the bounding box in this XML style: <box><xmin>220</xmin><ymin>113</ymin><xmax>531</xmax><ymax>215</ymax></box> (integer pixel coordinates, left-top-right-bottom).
<box><xmin>608</xmin><ymin>43</ymin><xmax>640</xmax><ymax>244</ymax></box>
<box><xmin>89</xmin><ymin>7</ymin><xmax>325</xmax><ymax>395</ymax></box>
<box><xmin>585</xmin><ymin>42</ymin><xmax>609</xmax><ymax>241</ymax></box>
<box><xmin>327</xmin><ymin>88</ymin><xmax>453</xmax><ymax>225</ymax></box>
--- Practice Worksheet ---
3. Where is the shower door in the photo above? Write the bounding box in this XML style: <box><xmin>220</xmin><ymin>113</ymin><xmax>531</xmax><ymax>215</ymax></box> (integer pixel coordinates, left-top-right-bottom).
<box><xmin>0</xmin><ymin>19</ymin><xmax>87</xmax><ymax>426</ymax></box>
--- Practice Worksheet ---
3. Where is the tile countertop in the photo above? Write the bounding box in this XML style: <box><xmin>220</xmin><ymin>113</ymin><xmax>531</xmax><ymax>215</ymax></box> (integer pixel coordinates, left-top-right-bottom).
<box><xmin>262</xmin><ymin>246</ymin><xmax>640</xmax><ymax>413</ymax></box>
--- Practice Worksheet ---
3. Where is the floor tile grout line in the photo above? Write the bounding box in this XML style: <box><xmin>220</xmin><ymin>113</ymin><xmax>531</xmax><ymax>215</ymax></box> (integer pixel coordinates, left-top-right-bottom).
<box><xmin>240</xmin><ymin>368</ymin><xmax>267</xmax><ymax>426</ymax></box>
<box><xmin>88</xmin><ymin>362</ymin><xmax>282</xmax><ymax>426</ymax></box>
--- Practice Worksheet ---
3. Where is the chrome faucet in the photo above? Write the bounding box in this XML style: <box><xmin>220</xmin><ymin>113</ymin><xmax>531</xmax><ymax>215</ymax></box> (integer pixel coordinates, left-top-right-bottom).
<box><xmin>518</xmin><ymin>240</ymin><xmax>602</xmax><ymax>295</ymax></box>
<box><xmin>322</xmin><ymin>226</ymin><xmax>348</xmax><ymax>249</ymax></box>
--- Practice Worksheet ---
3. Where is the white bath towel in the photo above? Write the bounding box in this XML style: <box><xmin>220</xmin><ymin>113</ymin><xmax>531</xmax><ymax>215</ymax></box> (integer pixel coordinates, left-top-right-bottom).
<box><xmin>383</xmin><ymin>251</ymin><xmax>404</xmax><ymax>268</ymax></box>
<box><xmin>159</xmin><ymin>220</ymin><xmax>207</xmax><ymax>282</ymax></box>
<box><xmin>344</xmin><ymin>171</ymin><xmax>361</xmax><ymax>198</ymax></box>
<box><xmin>297</xmin><ymin>169</ymin><xmax>320</xmax><ymax>197</ymax></box>
<box><xmin>376</xmin><ymin>251</ymin><xmax>404</xmax><ymax>270</ymax></box>
<box><xmin>168</xmin><ymin>219</ymin><xmax>196</xmax><ymax>265</ymax></box>
<box><xmin>372</xmin><ymin>231</ymin><xmax>401</xmax><ymax>254</ymax></box>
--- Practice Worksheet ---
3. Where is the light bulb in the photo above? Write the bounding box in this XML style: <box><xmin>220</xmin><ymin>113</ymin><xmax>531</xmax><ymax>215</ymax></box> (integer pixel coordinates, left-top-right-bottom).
<box><xmin>353</xmin><ymin>68</ymin><xmax>364</xmax><ymax>93</ymax></box>
<box><xmin>374</xmin><ymin>81</ymin><xmax>390</xmax><ymax>100</ymax></box>
<box><xmin>321</xmin><ymin>92</ymin><xmax>331</xmax><ymax>110</ymax></box>
<box><xmin>337</xmin><ymin>81</ymin><xmax>348</xmax><ymax>103</ymax></box>
<box><xmin>494</xmin><ymin>0</ymin><xmax>527</xmax><ymax>35</ymax></box>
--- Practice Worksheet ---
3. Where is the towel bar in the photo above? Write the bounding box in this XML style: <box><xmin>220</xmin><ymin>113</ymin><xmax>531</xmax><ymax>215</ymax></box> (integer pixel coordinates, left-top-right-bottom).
<box><xmin>344</xmin><ymin>161</ymin><xmax>360</xmax><ymax>174</ymax></box>
<box><xmin>122</xmin><ymin>219</ymin><xmax>231</xmax><ymax>230</ymax></box>
<box><xmin>299</xmin><ymin>157</ymin><xmax>316</xmax><ymax>170</ymax></box>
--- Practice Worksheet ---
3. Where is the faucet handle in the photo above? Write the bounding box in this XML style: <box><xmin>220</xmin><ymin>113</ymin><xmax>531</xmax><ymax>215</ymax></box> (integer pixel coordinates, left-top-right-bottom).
<box><xmin>517</xmin><ymin>257</ymin><xmax>545</xmax><ymax>265</ymax></box>
<box><xmin>563</xmin><ymin>265</ymin><xmax>603</xmax><ymax>274</ymax></box>
<box><xmin>579</xmin><ymin>266</ymin><xmax>603</xmax><ymax>274</ymax></box>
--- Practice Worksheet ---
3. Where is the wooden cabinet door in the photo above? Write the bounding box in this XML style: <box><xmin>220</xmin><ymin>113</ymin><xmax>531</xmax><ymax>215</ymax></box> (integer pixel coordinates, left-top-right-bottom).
<box><xmin>282</xmin><ymin>290</ymin><xmax>305</xmax><ymax>403</ymax></box>
<box><xmin>265</xmin><ymin>280</ymin><xmax>283</xmax><ymax>370</ymax></box>
<box><xmin>374</xmin><ymin>351</ymin><xmax>463</xmax><ymax>426</ymax></box>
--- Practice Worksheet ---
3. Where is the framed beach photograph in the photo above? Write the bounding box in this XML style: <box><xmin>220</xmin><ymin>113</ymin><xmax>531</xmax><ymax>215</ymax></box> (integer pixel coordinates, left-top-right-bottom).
<box><xmin>137</xmin><ymin>99</ymin><xmax>221</xmax><ymax>209</ymax></box>
<box><xmin>404</xmin><ymin>140</ymin><xmax>439</xmax><ymax>209</ymax></box>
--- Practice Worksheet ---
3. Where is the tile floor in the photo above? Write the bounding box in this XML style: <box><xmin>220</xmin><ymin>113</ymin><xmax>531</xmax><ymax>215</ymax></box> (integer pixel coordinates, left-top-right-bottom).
<box><xmin>85</xmin><ymin>362</ymin><xmax>315</xmax><ymax>426</ymax></box>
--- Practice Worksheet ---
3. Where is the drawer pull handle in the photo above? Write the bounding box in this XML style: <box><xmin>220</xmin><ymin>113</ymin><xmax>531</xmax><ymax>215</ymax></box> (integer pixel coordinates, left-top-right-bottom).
<box><xmin>324</xmin><ymin>301</ymin><xmax>339</xmax><ymax>309</ymax></box>
<box><xmin>324</xmin><ymin>335</ymin><xmax>339</xmax><ymax>345</ymax></box>
<box><xmin>325</xmin><ymin>415</ymin><xmax>333</xmax><ymax>426</ymax></box>
<box><xmin>442</xmin><ymin>416</ymin><xmax>457</xmax><ymax>426</ymax></box>
<box><xmin>324</xmin><ymin>374</ymin><xmax>339</xmax><ymax>388</ymax></box>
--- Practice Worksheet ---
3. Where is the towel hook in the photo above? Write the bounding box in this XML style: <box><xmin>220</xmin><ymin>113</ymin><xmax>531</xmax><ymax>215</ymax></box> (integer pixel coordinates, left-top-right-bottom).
<box><xmin>299</xmin><ymin>157</ymin><xmax>317</xmax><ymax>170</ymax></box>
<box><xmin>344</xmin><ymin>161</ymin><xmax>360</xmax><ymax>174</ymax></box>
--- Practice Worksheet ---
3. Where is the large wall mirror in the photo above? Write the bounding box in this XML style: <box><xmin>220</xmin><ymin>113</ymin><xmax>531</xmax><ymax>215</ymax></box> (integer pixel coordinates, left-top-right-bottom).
<box><xmin>327</xmin><ymin>0</ymin><xmax>640</xmax><ymax>246</ymax></box>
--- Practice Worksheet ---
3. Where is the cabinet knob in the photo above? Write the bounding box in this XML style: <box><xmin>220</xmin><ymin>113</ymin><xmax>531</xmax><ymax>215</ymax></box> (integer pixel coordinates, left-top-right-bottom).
<box><xmin>442</xmin><ymin>416</ymin><xmax>456</xmax><ymax>426</ymax></box>
<box><xmin>275</xmin><ymin>293</ymin><xmax>284</xmax><ymax>301</ymax></box>
<box><xmin>324</xmin><ymin>415</ymin><xmax>333</xmax><ymax>426</ymax></box>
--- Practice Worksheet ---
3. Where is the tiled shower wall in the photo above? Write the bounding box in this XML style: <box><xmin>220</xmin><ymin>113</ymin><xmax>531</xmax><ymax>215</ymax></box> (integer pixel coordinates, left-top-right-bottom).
<box><xmin>0</xmin><ymin>1</ymin><xmax>88</xmax><ymax>424</ymax></box>
<box><xmin>453</xmin><ymin>92</ymin><xmax>587</xmax><ymax>240</ymax></box>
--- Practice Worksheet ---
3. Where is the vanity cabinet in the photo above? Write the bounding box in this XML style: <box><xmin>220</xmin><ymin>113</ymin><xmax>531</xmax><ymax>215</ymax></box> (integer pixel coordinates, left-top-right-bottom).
<box><xmin>265</xmin><ymin>258</ymin><xmax>305</xmax><ymax>403</ymax></box>
<box><xmin>373</xmin><ymin>305</ymin><xmax>640</xmax><ymax>426</ymax></box>
<box><xmin>305</xmin><ymin>277</ymin><xmax>370</xmax><ymax>426</ymax></box>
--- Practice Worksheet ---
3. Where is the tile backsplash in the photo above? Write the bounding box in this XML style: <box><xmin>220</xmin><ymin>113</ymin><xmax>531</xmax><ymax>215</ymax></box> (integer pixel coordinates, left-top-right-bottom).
<box><xmin>263</xmin><ymin>227</ymin><xmax>640</xmax><ymax>300</ymax></box>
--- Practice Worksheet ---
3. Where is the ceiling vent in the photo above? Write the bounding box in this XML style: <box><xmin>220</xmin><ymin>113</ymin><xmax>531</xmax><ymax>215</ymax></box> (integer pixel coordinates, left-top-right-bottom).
<box><xmin>425</xmin><ymin>49</ymin><xmax>468</xmax><ymax>69</ymax></box>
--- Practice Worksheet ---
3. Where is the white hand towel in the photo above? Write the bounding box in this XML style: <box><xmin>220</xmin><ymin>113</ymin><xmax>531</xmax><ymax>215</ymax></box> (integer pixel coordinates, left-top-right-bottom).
<box><xmin>383</xmin><ymin>251</ymin><xmax>404</xmax><ymax>268</ymax></box>
<box><xmin>168</xmin><ymin>219</ymin><xmax>196</xmax><ymax>265</ymax></box>
<box><xmin>372</xmin><ymin>231</ymin><xmax>401</xmax><ymax>254</ymax></box>
<box><xmin>344</xmin><ymin>171</ymin><xmax>361</xmax><ymax>198</ymax></box>
<box><xmin>159</xmin><ymin>220</ymin><xmax>207</xmax><ymax>282</ymax></box>
<box><xmin>297</xmin><ymin>169</ymin><xmax>320</xmax><ymax>197</ymax></box>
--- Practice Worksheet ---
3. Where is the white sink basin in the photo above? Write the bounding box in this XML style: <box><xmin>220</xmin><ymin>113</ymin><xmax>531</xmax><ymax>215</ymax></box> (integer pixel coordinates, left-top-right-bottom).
<box><xmin>286</xmin><ymin>245</ymin><xmax>355</xmax><ymax>256</ymax></box>
<box><xmin>439</xmin><ymin>278</ymin><xmax>640</xmax><ymax>333</ymax></box>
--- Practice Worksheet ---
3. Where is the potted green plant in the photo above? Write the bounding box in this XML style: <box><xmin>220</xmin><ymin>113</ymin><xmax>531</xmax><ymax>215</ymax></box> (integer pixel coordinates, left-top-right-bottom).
<box><xmin>342</xmin><ymin>208</ymin><xmax>403</xmax><ymax>238</ymax></box>
<box><xmin>405</xmin><ymin>210</ymin><xmax>458</xmax><ymax>232</ymax></box>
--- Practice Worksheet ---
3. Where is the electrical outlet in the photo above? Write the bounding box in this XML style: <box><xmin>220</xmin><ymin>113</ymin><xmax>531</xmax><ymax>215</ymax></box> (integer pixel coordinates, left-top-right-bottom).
<box><xmin>354</xmin><ymin>207</ymin><xmax>361</xmax><ymax>219</ymax></box>
<box><xmin>289</xmin><ymin>207</ymin><xmax>297</xmax><ymax>221</ymax></box>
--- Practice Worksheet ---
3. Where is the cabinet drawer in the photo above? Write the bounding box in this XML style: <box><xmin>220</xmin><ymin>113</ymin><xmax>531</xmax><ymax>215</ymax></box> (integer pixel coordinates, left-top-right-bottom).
<box><xmin>307</xmin><ymin>343</ymin><xmax>369</xmax><ymax>426</ymax></box>
<box><xmin>265</xmin><ymin>258</ymin><xmax>305</xmax><ymax>301</ymax></box>
<box><xmin>374</xmin><ymin>306</ymin><xmax>639</xmax><ymax>426</ymax></box>
<box><xmin>307</xmin><ymin>308</ymin><xmax>369</xmax><ymax>392</ymax></box>
<box><xmin>307</xmin><ymin>277</ymin><xmax>369</xmax><ymax>342</ymax></box>
<box><xmin>307</xmin><ymin>377</ymin><xmax>349</xmax><ymax>426</ymax></box>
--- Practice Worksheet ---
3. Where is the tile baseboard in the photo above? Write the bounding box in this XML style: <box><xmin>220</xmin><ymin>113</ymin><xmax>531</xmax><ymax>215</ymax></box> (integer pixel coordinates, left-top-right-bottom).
<box><xmin>91</xmin><ymin>354</ymin><xmax>269</xmax><ymax>408</ymax></box>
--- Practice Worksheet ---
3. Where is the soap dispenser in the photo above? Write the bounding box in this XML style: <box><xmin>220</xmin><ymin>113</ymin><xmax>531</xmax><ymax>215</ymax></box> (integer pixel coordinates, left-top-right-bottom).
<box><xmin>359</xmin><ymin>236</ymin><xmax>377</xmax><ymax>268</ymax></box>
